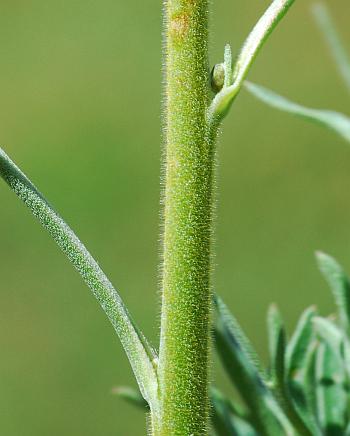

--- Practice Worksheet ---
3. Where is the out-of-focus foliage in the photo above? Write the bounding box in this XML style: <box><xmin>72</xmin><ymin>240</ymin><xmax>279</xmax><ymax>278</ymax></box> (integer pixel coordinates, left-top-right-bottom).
<box><xmin>212</xmin><ymin>252</ymin><xmax>350</xmax><ymax>435</ymax></box>
<box><xmin>120</xmin><ymin>253</ymin><xmax>350</xmax><ymax>435</ymax></box>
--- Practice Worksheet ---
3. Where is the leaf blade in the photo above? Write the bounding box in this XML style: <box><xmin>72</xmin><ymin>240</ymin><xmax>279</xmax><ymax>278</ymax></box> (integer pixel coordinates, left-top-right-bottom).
<box><xmin>244</xmin><ymin>81</ymin><xmax>350</xmax><ymax>143</ymax></box>
<box><xmin>315</xmin><ymin>342</ymin><xmax>348</xmax><ymax>433</ymax></box>
<box><xmin>208</xmin><ymin>0</ymin><xmax>296</xmax><ymax>121</ymax></box>
<box><xmin>286</xmin><ymin>307</ymin><xmax>317</xmax><ymax>378</ymax></box>
<box><xmin>316</xmin><ymin>251</ymin><xmax>350</xmax><ymax>333</ymax></box>
<box><xmin>214</xmin><ymin>296</ymin><xmax>295</xmax><ymax>435</ymax></box>
<box><xmin>231</xmin><ymin>0</ymin><xmax>295</xmax><ymax>89</ymax></box>
<box><xmin>267</xmin><ymin>304</ymin><xmax>286</xmax><ymax>389</ymax></box>
<box><xmin>285</xmin><ymin>307</ymin><xmax>322</xmax><ymax>435</ymax></box>
<box><xmin>266</xmin><ymin>305</ymin><xmax>315</xmax><ymax>435</ymax></box>
<box><xmin>0</xmin><ymin>148</ymin><xmax>159</xmax><ymax>412</ymax></box>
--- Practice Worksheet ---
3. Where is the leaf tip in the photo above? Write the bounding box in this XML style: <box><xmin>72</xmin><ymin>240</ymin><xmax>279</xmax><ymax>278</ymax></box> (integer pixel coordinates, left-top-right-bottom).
<box><xmin>315</xmin><ymin>250</ymin><xmax>342</xmax><ymax>276</ymax></box>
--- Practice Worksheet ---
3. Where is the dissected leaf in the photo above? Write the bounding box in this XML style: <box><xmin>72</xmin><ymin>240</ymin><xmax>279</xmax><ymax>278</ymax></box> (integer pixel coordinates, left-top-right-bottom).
<box><xmin>316</xmin><ymin>251</ymin><xmax>350</xmax><ymax>333</ymax></box>
<box><xmin>0</xmin><ymin>148</ymin><xmax>159</xmax><ymax>413</ymax></box>
<box><xmin>244</xmin><ymin>81</ymin><xmax>350</xmax><ymax>143</ymax></box>
<box><xmin>214</xmin><ymin>296</ymin><xmax>295</xmax><ymax>435</ymax></box>
<box><xmin>312</xmin><ymin>3</ymin><xmax>350</xmax><ymax>93</ymax></box>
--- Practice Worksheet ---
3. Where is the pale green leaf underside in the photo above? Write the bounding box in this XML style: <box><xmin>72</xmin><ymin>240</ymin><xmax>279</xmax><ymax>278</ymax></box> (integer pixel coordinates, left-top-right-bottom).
<box><xmin>0</xmin><ymin>148</ymin><xmax>159</xmax><ymax>412</ymax></box>
<box><xmin>244</xmin><ymin>81</ymin><xmax>350</xmax><ymax>143</ymax></box>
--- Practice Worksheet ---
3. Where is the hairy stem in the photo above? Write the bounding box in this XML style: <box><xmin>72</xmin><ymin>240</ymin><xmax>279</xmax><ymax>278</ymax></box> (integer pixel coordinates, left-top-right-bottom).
<box><xmin>158</xmin><ymin>0</ymin><xmax>214</xmax><ymax>434</ymax></box>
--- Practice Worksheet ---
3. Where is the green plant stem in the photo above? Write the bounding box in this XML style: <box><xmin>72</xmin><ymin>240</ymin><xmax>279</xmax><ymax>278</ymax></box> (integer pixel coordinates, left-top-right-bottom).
<box><xmin>158</xmin><ymin>0</ymin><xmax>214</xmax><ymax>434</ymax></box>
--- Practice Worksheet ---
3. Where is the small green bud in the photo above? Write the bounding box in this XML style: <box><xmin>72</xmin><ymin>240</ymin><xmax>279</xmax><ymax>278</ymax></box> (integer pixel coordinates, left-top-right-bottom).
<box><xmin>210</xmin><ymin>63</ymin><xmax>225</xmax><ymax>93</ymax></box>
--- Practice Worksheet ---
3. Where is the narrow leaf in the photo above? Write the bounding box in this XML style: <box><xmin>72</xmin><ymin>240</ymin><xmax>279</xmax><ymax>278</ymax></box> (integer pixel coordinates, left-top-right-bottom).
<box><xmin>286</xmin><ymin>307</ymin><xmax>317</xmax><ymax>379</ymax></box>
<box><xmin>313</xmin><ymin>316</ymin><xmax>350</xmax><ymax>386</ymax></box>
<box><xmin>313</xmin><ymin>317</ymin><xmax>343</xmax><ymax>355</ymax></box>
<box><xmin>214</xmin><ymin>296</ymin><xmax>295</xmax><ymax>435</ymax></box>
<box><xmin>214</xmin><ymin>295</ymin><xmax>265</xmax><ymax>377</ymax></box>
<box><xmin>244</xmin><ymin>81</ymin><xmax>350</xmax><ymax>143</ymax></box>
<box><xmin>267</xmin><ymin>305</ymin><xmax>315</xmax><ymax>435</ymax></box>
<box><xmin>0</xmin><ymin>148</ymin><xmax>159</xmax><ymax>411</ymax></box>
<box><xmin>209</xmin><ymin>0</ymin><xmax>295</xmax><ymax>121</ymax></box>
<box><xmin>316</xmin><ymin>251</ymin><xmax>350</xmax><ymax>333</ymax></box>
<box><xmin>301</xmin><ymin>340</ymin><xmax>323</xmax><ymax>436</ymax></box>
<box><xmin>312</xmin><ymin>3</ymin><xmax>350</xmax><ymax>93</ymax></box>
<box><xmin>231</xmin><ymin>0</ymin><xmax>295</xmax><ymax>89</ymax></box>
<box><xmin>267</xmin><ymin>304</ymin><xmax>286</xmax><ymax>389</ymax></box>
<box><xmin>285</xmin><ymin>307</ymin><xmax>322</xmax><ymax>435</ymax></box>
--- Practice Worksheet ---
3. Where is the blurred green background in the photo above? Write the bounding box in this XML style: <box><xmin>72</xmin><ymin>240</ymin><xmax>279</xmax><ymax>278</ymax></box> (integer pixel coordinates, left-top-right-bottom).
<box><xmin>0</xmin><ymin>0</ymin><xmax>349</xmax><ymax>434</ymax></box>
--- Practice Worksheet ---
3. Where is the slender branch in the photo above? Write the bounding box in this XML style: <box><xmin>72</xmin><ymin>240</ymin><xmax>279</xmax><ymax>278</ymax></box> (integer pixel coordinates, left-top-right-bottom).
<box><xmin>0</xmin><ymin>148</ymin><xmax>160</xmax><ymax>422</ymax></box>
<box><xmin>158</xmin><ymin>0</ymin><xmax>213</xmax><ymax>434</ymax></box>
<box><xmin>208</xmin><ymin>0</ymin><xmax>295</xmax><ymax>122</ymax></box>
